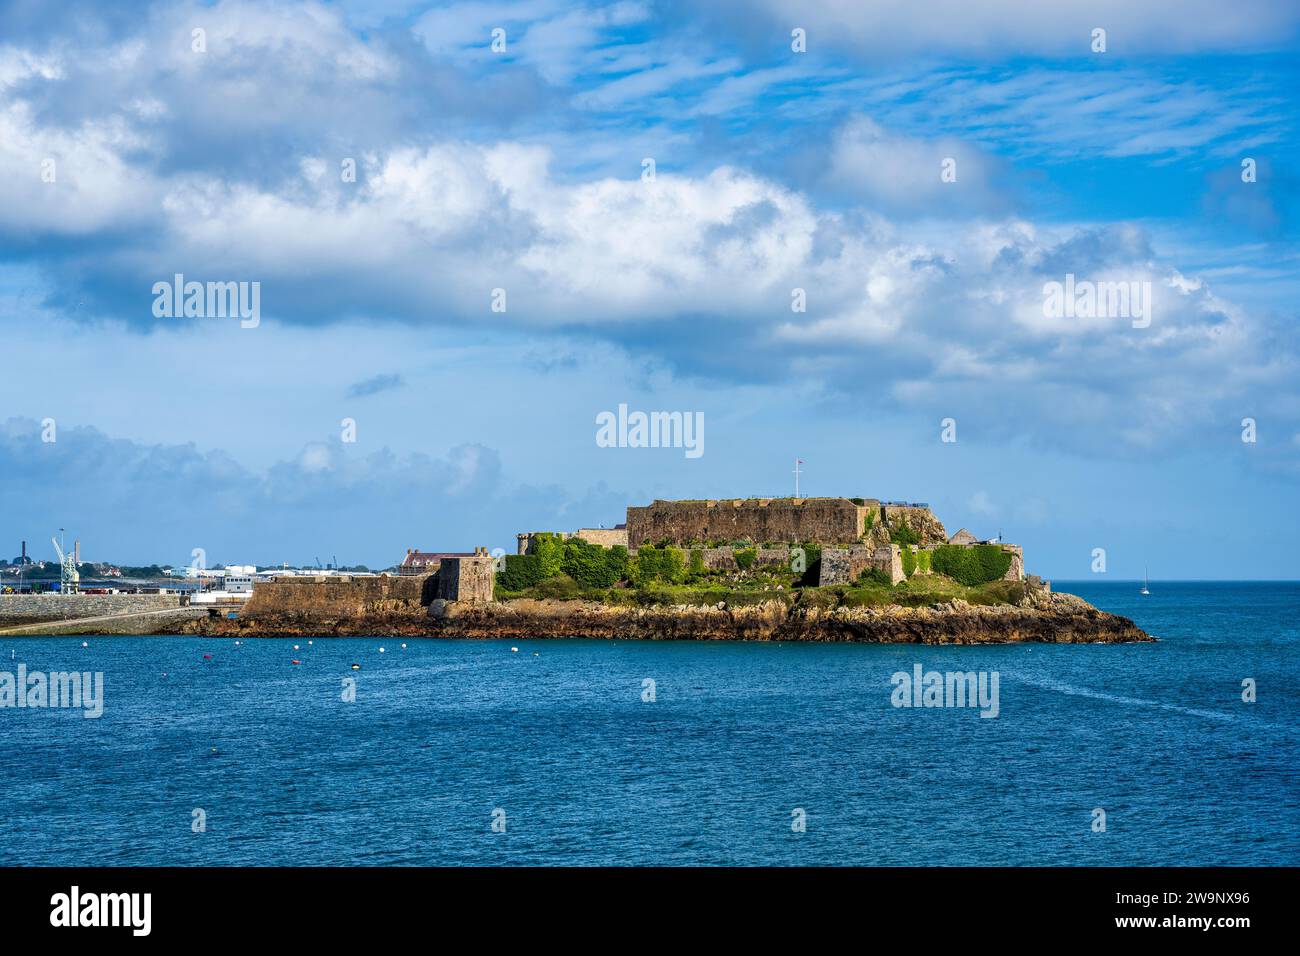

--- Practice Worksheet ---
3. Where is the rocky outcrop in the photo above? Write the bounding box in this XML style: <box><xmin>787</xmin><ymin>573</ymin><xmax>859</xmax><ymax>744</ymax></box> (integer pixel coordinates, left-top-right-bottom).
<box><xmin>881</xmin><ymin>505</ymin><xmax>948</xmax><ymax>546</ymax></box>
<box><xmin>421</xmin><ymin>593</ymin><xmax>1150</xmax><ymax>644</ymax></box>
<box><xmin>172</xmin><ymin>586</ymin><xmax>1151</xmax><ymax>645</ymax></box>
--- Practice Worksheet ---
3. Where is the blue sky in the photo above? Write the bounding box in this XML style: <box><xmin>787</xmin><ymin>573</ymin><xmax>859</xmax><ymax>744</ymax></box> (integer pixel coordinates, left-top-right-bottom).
<box><xmin>1</xmin><ymin>0</ymin><xmax>1298</xmax><ymax>577</ymax></box>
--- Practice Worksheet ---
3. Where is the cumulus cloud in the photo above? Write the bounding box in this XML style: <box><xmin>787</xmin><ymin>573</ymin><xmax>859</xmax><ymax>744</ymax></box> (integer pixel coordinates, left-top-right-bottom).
<box><xmin>3</xmin><ymin>120</ymin><xmax>1295</xmax><ymax>460</ymax></box>
<box><xmin>0</xmin><ymin>0</ymin><xmax>1295</xmax><ymax>472</ymax></box>
<box><xmin>819</xmin><ymin>117</ymin><xmax>1012</xmax><ymax>215</ymax></box>
<box><xmin>0</xmin><ymin>417</ymin><xmax>624</xmax><ymax>565</ymax></box>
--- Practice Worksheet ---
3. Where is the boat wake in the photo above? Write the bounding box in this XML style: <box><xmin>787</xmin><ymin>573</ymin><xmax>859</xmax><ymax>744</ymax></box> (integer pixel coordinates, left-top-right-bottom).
<box><xmin>1008</xmin><ymin>672</ymin><xmax>1278</xmax><ymax>728</ymax></box>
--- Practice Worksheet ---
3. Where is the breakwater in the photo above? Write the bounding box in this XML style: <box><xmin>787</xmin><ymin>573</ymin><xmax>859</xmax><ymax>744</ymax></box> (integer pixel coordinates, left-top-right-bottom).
<box><xmin>0</xmin><ymin>593</ymin><xmax>186</xmax><ymax>625</ymax></box>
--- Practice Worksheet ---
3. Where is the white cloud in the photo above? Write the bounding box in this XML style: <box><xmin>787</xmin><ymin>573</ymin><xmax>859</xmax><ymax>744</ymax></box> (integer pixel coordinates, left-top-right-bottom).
<box><xmin>1</xmin><ymin>121</ymin><xmax>1291</xmax><ymax>460</ymax></box>
<box><xmin>0</xmin><ymin>0</ymin><xmax>1295</xmax><ymax>469</ymax></box>
<box><xmin>821</xmin><ymin>117</ymin><xmax>1009</xmax><ymax>214</ymax></box>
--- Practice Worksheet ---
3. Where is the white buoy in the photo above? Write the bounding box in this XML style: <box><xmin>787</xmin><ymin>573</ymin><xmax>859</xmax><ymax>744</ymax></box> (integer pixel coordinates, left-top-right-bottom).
<box><xmin>511</xmin><ymin>647</ymin><xmax>518</xmax><ymax>653</ymax></box>
<box><xmin>401</xmin><ymin>643</ymin><xmax>407</xmax><ymax>649</ymax></box>
<box><xmin>81</xmin><ymin>642</ymin><xmax>88</xmax><ymax>648</ymax></box>
<box><xmin>293</xmin><ymin>645</ymin><xmax>299</xmax><ymax>651</ymax></box>
<box><xmin>379</xmin><ymin>647</ymin><xmax>386</xmax><ymax>653</ymax></box>
<box><xmin>308</xmin><ymin>640</ymin><xmax>313</xmax><ymax>646</ymax></box>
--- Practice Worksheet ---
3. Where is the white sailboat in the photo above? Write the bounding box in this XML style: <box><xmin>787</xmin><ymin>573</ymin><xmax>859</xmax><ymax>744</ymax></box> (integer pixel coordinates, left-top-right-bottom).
<box><xmin>1140</xmin><ymin>566</ymin><xmax>1150</xmax><ymax>596</ymax></box>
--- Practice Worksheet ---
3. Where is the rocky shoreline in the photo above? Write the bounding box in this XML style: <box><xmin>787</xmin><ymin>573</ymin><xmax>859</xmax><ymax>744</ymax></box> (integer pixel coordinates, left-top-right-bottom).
<box><xmin>170</xmin><ymin>590</ymin><xmax>1153</xmax><ymax>644</ymax></box>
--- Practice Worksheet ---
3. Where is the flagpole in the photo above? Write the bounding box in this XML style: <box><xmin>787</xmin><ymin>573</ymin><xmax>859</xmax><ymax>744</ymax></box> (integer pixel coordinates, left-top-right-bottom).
<box><xmin>793</xmin><ymin>458</ymin><xmax>802</xmax><ymax>499</ymax></box>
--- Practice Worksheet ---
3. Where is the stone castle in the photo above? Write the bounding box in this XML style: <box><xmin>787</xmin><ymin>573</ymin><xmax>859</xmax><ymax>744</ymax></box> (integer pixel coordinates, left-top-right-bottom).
<box><xmin>510</xmin><ymin>496</ymin><xmax>1024</xmax><ymax>591</ymax></box>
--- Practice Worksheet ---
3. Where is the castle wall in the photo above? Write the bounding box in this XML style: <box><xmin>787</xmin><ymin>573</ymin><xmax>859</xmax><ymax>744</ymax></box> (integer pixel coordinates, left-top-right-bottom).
<box><xmin>689</xmin><ymin>546</ymin><xmax>801</xmax><ymax>571</ymax></box>
<box><xmin>245</xmin><ymin>576</ymin><xmax>431</xmax><ymax>618</ymax></box>
<box><xmin>574</xmin><ymin>528</ymin><xmax>628</xmax><ymax>549</ymax></box>
<box><xmin>437</xmin><ymin>554</ymin><xmax>495</xmax><ymax>604</ymax></box>
<box><xmin>1001</xmin><ymin>545</ymin><xmax>1025</xmax><ymax>581</ymax></box>
<box><xmin>518</xmin><ymin>528</ymin><xmax>628</xmax><ymax>554</ymax></box>
<box><xmin>626</xmin><ymin>498</ymin><xmax>877</xmax><ymax>548</ymax></box>
<box><xmin>818</xmin><ymin>545</ymin><xmax>904</xmax><ymax>586</ymax></box>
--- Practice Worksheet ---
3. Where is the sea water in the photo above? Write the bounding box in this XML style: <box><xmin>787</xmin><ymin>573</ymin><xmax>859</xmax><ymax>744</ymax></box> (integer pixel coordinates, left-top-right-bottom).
<box><xmin>1</xmin><ymin>581</ymin><xmax>1295</xmax><ymax>865</ymax></box>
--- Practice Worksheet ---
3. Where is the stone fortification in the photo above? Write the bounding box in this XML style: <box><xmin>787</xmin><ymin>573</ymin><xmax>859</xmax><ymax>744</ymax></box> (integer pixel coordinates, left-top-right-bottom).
<box><xmin>818</xmin><ymin>545</ymin><xmax>905</xmax><ymax>586</ymax></box>
<box><xmin>436</xmin><ymin>548</ymin><xmax>495</xmax><ymax>604</ymax></box>
<box><xmin>517</xmin><ymin>527</ymin><xmax>628</xmax><ymax>554</ymax></box>
<box><xmin>626</xmin><ymin>498</ymin><xmax>879</xmax><ymax>548</ymax></box>
<box><xmin>244</xmin><ymin>575</ymin><xmax>430</xmax><ymax>619</ymax></box>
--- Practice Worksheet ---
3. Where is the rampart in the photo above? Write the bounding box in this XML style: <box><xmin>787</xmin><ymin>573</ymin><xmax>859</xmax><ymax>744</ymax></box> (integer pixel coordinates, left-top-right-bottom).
<box><xmin>693</xmin><ymin>546</ymin><xmax>799</xmax><ymax>571</ymax></box>
<box><xmin>518</xmin><ymin>527</ymin><xmax>628</xmax><ymax>554</ymax></box>
<box><xmin>626</xmin><ymin>498</ymin><xmax>879</xmax><ymax>548</ymax></box>
<box><xmin>574</xmin><ymin>527</ymin><xmax>628</xmax><ymax>549</ymax></box>
<box><xmin>243</xmin><ymin>575</ymin><xmax>432</xmax><ymax>619</ymax></box>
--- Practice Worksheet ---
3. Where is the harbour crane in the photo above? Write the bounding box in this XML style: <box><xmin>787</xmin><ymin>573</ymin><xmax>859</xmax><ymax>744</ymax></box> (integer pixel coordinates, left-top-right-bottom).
<box><xmin>50</xmin><ymin>531</ymin><xmax>80</xmax><ymax>594</ymax></box>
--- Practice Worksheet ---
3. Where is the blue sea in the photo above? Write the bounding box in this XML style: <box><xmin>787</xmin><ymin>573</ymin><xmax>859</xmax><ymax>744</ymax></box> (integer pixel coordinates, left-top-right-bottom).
<box><xmin>1</xmin><ymin>581</ymin><xmax>1296</xmax><ymax>866</ymax></box>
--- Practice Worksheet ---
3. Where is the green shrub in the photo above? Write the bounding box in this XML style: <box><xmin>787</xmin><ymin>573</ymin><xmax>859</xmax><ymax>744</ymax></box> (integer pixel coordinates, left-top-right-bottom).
<box><xmin>860</xmin><ymin>567</ymin><xmax>893</xmax><ymax>586</ymax></box>
<box><xmin>533</xmin><ymin>575</ymin><xmax>582</xmax><ymax>600</ymax></box>
<box><xmin>688</xmin><ymin>549</ymin><xmax>706</xmax><ymax>581</ymax></box>
<box><xmin>931</xmin><ymin>545</ymin><xmax>1012</xmax><ymax>586</ymax></box>
<box><xmin>916</xmin><ymin>549</ymin><xmax>932</xmax><ymax>573</ymax></box>
<box><xmin>532</xmin><ymin>533</ymin><xmax>565</xmax><ymax>578</ymax></box>
<box><xmin>630</xmin><ymin>545</ymin><xmax>688</xmax><ymax>585</ymax></box>
<box><xmin>972</xmin><ymin>580</ymin><xmax>1027</xmax><ymax>605</ymax></box>
<box><xmin>497</xmin><ymin>553</ymin><xmax>545</xmax><ymax>591</ymax></box>
<box><xmin>607</xmin><ymin>545</ymin><xmax>630</xmax><ymax>580</ymax></box>
<box><xmin>734</xmin><ymin>547</ymin><xmax>757</xmax><ymax>570</ymax></box>
<box><xmin>889</xmin><ymin>521</ymin><xmax>919</xmax><ymax>547</ymax></box>
<box><xmin>901</xmin><ymin>547</ymin><xmax>917</xmax><ymax>577</ymax></box>
<box><xmin>561</xmin><ymin>538</ymin><xmax>624</xmax><ymax>588</ymax></box>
